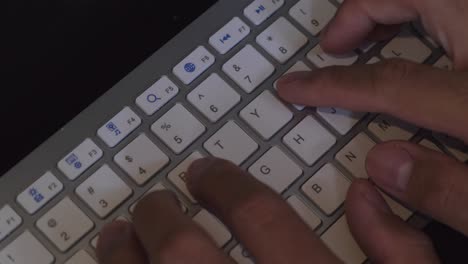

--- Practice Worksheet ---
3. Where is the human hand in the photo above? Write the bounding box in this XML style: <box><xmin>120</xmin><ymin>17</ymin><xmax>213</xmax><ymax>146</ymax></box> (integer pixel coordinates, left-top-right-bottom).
<box><xmin>95</xmin><ymin>0</ymin><xmax>468</xmax><ymax>262</ymax></box>
<box><xmin>275</xmin><ymin>0</ymin><xmax>468</xmax><ymax>262</ymax></box>
<box><xmin>97</xmin><ymin>159</ymin><xmax>348</xmax><ymax>264</ymax></box>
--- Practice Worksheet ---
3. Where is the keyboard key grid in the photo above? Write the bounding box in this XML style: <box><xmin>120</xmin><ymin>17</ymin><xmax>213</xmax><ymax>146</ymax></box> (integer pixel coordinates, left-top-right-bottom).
<box><xmin>0</xmin><ymin>0</ymin><xmax>457</xmax><ymax>263</ymax></box>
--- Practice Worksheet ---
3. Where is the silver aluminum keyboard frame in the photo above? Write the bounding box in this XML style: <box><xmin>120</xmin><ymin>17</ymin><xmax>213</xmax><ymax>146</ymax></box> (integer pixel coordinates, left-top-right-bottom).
<box><xmin>0</xmin><ymin>0</ymin><xmax>448</xmax><ymax>262</ymax></box>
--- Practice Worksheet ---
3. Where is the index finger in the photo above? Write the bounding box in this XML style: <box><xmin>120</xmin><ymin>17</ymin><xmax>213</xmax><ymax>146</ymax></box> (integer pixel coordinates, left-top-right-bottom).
<box><xmin>186</xmin><ymin>158</ymin><xmax>341</xmax><ymax>264</ymax></box>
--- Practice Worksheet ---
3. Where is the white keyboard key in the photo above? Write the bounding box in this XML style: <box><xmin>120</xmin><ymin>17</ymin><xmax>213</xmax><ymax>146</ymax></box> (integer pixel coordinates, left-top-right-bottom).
<box><xmin>58</xmin><ymin>139</ymin><xmax>103</xmax><ymax>180</ymax></box>
<box><xmin>0</xmin><ymin>231</ymin><xmax>54</xmax><ymax>264</ymax></box>
<box><xmin>187</xmin><ymin>73</ymin><xmax>241</xmax><ymax>123</ymax></box>
<box><xmin>244</xmin><ymin>0</ymin><xmax>284</xmax><ymax>26</ymax></box>
<box><xmin>380</xmin><ymin>192</ymin><xmax>413</xmax><ymax>221</ymax></box>
<box><xmin>17</xmin><ymin>172</ymin><xmax>63</xmax><ymax>214</ymax></box>
<box><xmin>419</xmin><ymin>139</ymin><xmax>443</xmax><ymax>152</ymax></box>
<box><xmin>97</xmin><ymin>107</ymin><xmax>142</xmax><ymax>148</ymax></box>
<box><xmin>307</xmin><ymin>45</ymin><xmax>358</xmax><ymax>67</ymax></box>
<box><xmin>317</xmin><ymin>108</ymin><xmax>365</xmax><ymax>135</ymax></box>
<box><xmin>336</xmin><ymin>133</ymin><xmax>376</xmax><ymax>179</ymax></box>
<box><xmin>0</xmin><ymin>205</ymin><xmax>22</xmax><ymax>242</ymax></box>
<box><xmin>240</xmin><ymin>90</ymin><xmax>293</xmax><ymax>140</ymax></box>
<box><xmin>209</xmin><ymin>17</ymin><xmax>250</xmax><ymax>54</ymax></box>
<box><xmin>168</xmin><ymin>151</ymin><xmax>204</xmax><ymax>203</ymax></box>
<box><xmin>136</xmin><ymin>76</ymin><xmax>179</xmax><ymax>116</ymax></box>
<box><xmin>256</xmin><ymin>17</ymin><xmax>308</xmax><ymax>63</ymax></box>
<box><xmin>381</xmin><ymin>33</ymin><xmax>432</xmax><ymax>63</ymax></box>
<box><xmin>433</xmin><ymin>55</ymin><xmax>453</xmax><ymax>70</ymax></box>
<box><xmin>193</xmin><ymin>209</ymin><xmax>231</xmax><ymax>247</ymax></box>
<box><xmin>76</xmin><ymin>165</ymin><xmax>132</xmax><ymax>218</ymax></box>
<box><xmin>283</xmin><ymin>116</ymin><xmax>336</xmax><ymax>166</ymax></box>
<box><xmin>302</xmin><ymin>164</ymin><xmax>350</xmax><ymax>215</ymax></box>
<box><xmin>367</xmin><ymin>56</ymin><xmax>381</xmax><ymax>64</ymax></box>
<box><xmin>289</xmin><ymin>0</ymin><xmax>337</xmax><ymax>36</ymax></box>
<box><xmin>223</xmin><ymin>44</ymin><xmax>275</xmax><ymax>93</ymax></box>
<box><xmin>287</xmin><ymin>196</ymin><xmax>321</xmax><ymax>230</ymax></box>
<box><xmin>36</xmin><ymin>197</ymin><xmax>94</xmax><ymax>252</ymax></box>
<box><xmin>151</xmin><ymin>104</ymin><xmax>206</xmax><ymax>154</ymax></box>
<box><xmin>230</xmin><ymin>245</ymin><xmax>255</xmax><ymax>264</ymax></box>
<box><xmin>322</xmin><ymin>215</ymin><xmax>366</xmax><ymax>264</ymax></box>
<box><xmin>274</xmin><ymin>61</ymin><xmax>311</xmax><ymax>110</ymax></box>
<box><xmin>204</xmin><ymin>121</ymin><xmax>258</xmax><ymax>166</ymax></box>
<box><xmin>66</xmin><ymin>250</ymin><xmax>97</xmax><ymax>264</ymax></box>
<box><xmin>249</xmin><ymin>147</ymin><xmax>302</xmax><ymax>193</ymax></box>
<box><xmin>91</xmin><ymin>235</ymin><xmax>99</xmax><ymax>249</ymax></box>
<box><xmin>368</xmin><ymin>115</ymin><xmax>418</xmax><ymax>142</ymax></box>
<box><xmin>173</xmin><ymin>46</ymin><xmax>215</xmax><ymax>85</ymax></box>
<box><xmin>114</xmin><ymin>134</ymin><xmax>170</xmax><ymax>185</ymax></box>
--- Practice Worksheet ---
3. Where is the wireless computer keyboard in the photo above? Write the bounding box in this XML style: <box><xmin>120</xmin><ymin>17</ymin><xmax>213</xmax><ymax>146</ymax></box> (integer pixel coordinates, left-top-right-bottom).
<box><xmin>1</xmin><ymin>0</ymin><xmax>466</xmax><ymax>263</ymax></box>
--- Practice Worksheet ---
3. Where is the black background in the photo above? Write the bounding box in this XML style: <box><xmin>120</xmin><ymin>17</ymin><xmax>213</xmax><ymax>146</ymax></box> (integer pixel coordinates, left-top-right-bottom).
<box><xmin>2</xmin><ymin>0</ymin><xmax>467</xmax><ymax>262</ymax></box>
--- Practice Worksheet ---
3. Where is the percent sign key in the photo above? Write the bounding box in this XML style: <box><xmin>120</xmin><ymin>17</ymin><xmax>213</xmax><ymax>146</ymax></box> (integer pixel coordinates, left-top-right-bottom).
<box><xmin>161</xmin><ymin>123</ymin><xmax>172</xmax><ymax>131</ymax></box>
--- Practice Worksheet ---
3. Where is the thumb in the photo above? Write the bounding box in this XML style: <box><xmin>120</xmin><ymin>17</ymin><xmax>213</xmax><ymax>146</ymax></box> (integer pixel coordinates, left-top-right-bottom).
<box><xmin>366</xmin><ymin>141</ymin><xmax>468</xmax><ymax>236</ymax></box>
<box><xmin>277</xmin><ymin>59</ymin><xmax>468</xmax><ymax>143</ymax></box>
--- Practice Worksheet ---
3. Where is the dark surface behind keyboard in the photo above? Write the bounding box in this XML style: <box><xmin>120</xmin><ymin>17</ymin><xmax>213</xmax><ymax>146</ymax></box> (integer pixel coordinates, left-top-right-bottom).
<box><xmin>1</xmin><ymin>0</ymin><xmax>467</xmax><ymax>262</ymax></box>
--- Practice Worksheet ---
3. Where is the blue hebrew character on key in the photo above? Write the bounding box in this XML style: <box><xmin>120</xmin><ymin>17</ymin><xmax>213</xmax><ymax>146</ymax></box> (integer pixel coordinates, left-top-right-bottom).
<box><xmin>184</xmin><ymin>63</ymin><xmax>196</xmax><ymax>73</ymax></box>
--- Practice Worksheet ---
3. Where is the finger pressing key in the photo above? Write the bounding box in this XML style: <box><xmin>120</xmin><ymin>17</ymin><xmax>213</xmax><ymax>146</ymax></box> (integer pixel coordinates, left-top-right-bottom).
<box><xmin>97</xmin><ymin>221</ymin><xmax>148</xmax><ymax>264</ymax></box>
<box><xmin>132</xmin><ymin>191</ymin><xmax>234</xmax><ymax>264</ymax></box>
<box><xmin>186</xmin><ymin>158</ymin><xmax>341</xmax><ymax>264</ymax></box>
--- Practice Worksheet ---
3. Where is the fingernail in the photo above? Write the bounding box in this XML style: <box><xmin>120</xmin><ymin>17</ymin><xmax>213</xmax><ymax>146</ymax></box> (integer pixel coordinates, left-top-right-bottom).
<box><xmin>277</xmin><ymin>71</ymin><xmax>311</xmax><ymax>89</ymax></box>
<box><xmin>367</xmin><ymin>145</ymin><xmax>414</xmax><ymax>193</ymax></box>
<box><xmin>98</xmin><ymin>222</ymin><xmax>133</xmax><ymax>256</ymax></box>
<box><xmin>187</xmin><ymin>157</ymin><xmax>216</xmax><ymax>183</ymax></box>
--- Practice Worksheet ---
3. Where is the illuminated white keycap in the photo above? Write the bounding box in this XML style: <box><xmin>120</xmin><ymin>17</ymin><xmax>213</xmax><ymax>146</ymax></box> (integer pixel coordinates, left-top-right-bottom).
<box><xmin>173</xmin><ymin>46</ymin><xmax>215</xmax><ymax>85</ymax></box>
<box><xmin>136</xmin><ymin>76</ymin><xmax>179</xmax><ymax>116</ymax></box>
<box><xmin>97</xmin><ymin>107</ymin><xmax>142</xmax><ymax>148</ymax></box>
<box><xmin>17</xmin><ymin>172</ymin><xmax>63</xmax><ymax>215</ymax></box>
<box><xmin>209</xmin><ymin>17</ymin><xmax>250</xmax><ymax>54</ymax></box>
<box><xmin>58</xmin><ymin>139</ymin><xmax>103</xmax><ymax>180</ymax></box>
<box><xmin>36</xmin><ymin>197</ymin><xmax>94</xmax><ymax>252</ymax></box>
<box><xmin>0</xmin><ymin>231</ymin><xmax>54</xmax><ymax>264</ymax></box>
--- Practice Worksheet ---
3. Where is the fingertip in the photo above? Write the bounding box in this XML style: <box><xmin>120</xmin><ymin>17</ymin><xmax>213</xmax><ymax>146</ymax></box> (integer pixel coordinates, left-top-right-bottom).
<box><xmin>97</xmin><ymin>221</ymin><xmax>142</xmax><ymax>263</ymax></box>
<box><xmin>346</xmin><ymin>180</ymin><xmax>438</xmax><ymax>263</ymax></box>
<box><xmin>276</xmin><ymin>71</ymin><xmax>312</xmax><ymax>102</ymax></box>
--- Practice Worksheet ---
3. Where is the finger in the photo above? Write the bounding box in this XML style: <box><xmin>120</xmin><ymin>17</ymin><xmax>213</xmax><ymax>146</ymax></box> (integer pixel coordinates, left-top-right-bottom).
<box><xmin>277</xmin><ymin>59</ymin><xmax>468</xmax><ymax>143</ymax></box>
<box><xmin>187</xmin><ymin>158</ymin><xmax>340</xmax><ymax>264</ymax></box>
<box><xmin>97</xmin><ymin>220</ymin><xmax>148</xmax><ymax>264</ymax></box>
<box><xmin>133</xmin><ymin>191</ymin><xmax>234</xmax><ymax>264</ymax></box>
<box><xmin>365</xmin><ymin>24</ymin><xmax>401</xmax><ymax>42</ymax></box>
<box><xmin>320</xmin><ymin>0</ymin><xmax>418</xmax><ymax>54</ymax></box>
<box><xmin>346</xmin><ymin>180</ymin><xmax>440</xmax><ymax>263</ymax></box>
<box><xmin>366</xmin><ymin>141</ymin><xmax>468</xmax><ymax>236</ymax></box>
